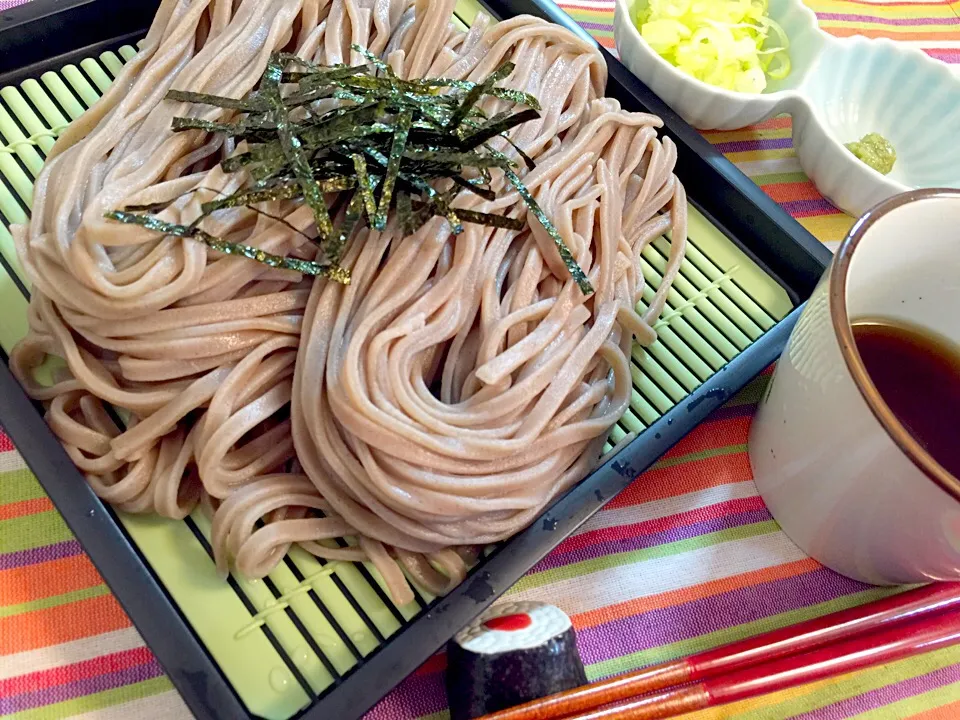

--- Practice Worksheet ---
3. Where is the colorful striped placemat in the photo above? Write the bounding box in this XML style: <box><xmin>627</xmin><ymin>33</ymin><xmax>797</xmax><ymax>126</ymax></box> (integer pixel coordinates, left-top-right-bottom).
<box><xmin>3</xmin><ymin>1</ymin><xmax>960</xmax><ymax>719</ymax></box>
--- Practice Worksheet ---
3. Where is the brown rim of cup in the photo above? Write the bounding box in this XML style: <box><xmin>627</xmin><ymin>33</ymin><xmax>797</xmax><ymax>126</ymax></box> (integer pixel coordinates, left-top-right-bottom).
<box><xmin>829</xmin><ymin>187</ymin><xmax>960</xmax><ymax>502</ymax></box>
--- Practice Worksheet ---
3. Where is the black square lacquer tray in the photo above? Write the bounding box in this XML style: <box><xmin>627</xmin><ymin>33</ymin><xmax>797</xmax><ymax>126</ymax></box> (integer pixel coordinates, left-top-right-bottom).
<box><xmin>0</xmin><ymin>0</ymin><xmax>831</xmax><ymax>718</ymax></box>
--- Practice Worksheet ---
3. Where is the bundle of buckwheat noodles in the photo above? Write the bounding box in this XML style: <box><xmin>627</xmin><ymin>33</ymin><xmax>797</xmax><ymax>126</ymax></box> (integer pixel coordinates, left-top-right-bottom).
<box><xmin>10</xmin><ymin>0</ymin><xmax>687</xmax><ymax>605</ymax></box>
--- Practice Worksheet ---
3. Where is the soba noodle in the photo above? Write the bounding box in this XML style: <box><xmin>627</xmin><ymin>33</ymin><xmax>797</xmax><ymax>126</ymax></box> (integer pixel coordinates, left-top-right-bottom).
<box><xmin>10</xmin><ymin>0</ymin><xmax>687</xmax><ymax>604</ymax></box>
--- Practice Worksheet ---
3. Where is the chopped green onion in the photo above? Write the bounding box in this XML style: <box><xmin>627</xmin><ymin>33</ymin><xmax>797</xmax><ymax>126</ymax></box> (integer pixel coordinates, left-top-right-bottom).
<box><xmin>635</xmin><ymin>0</ymin><xmax>791</xmax><ymax>93</ymax></box>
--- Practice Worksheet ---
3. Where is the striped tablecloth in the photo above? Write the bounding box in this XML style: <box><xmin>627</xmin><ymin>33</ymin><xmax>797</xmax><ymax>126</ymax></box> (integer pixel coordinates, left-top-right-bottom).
<box><xmin>3</xmin><ymin>1</ymin><xmax>960</xmax><ymax>718</ymax></box>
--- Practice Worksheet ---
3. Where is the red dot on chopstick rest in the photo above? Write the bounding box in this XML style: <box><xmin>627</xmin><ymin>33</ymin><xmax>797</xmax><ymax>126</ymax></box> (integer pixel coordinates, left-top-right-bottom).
<box><xmin>483</xmin><ymin>613</ymin><xmax>532</xmax><ymax>632</ymax></box>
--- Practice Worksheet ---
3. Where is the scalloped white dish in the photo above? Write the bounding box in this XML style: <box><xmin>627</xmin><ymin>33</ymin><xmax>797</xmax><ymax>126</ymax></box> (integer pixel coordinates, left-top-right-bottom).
<box><xmin>613</xmin><ymin>0</ymin><xmax>960</xmax><ymax>217</ymax></box>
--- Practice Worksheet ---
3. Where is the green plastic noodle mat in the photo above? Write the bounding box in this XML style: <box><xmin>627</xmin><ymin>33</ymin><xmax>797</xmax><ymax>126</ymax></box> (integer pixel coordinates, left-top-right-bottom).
<box><xmin>0</xmin><ymin>1</ymin><xmax>793</xmax><ymax>718</ymax></box>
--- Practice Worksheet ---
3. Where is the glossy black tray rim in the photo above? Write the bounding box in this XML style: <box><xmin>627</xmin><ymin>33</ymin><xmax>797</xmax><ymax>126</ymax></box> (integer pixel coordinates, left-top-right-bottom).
<box><xmin>0</xmin><ymin>1</ymin><xmax>831</xmax><ymax>718</ymax></box>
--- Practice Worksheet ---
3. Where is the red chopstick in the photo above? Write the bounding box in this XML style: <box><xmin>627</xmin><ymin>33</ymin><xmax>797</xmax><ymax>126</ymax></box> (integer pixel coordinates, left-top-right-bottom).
<box><xmin>477</xmin><ymin>583</ymin><xmax>960</xmax><ymax>720</ymax></box>
<box><xmin>565</xmin><ymin>603</ymin><xmax>960</xmax><ymax>719</ymax></box>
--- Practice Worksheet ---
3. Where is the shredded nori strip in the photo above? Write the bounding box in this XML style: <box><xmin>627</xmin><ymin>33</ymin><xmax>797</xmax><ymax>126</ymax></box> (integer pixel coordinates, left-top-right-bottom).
<box><xmin>447</xmin><ymin>61</ymin><xmax>515</xmax><ymax>132</ymax></box>
<box><xmin>405</xmin><ymin>198</ymin><xmax>437</xmax><ymax>234</ymax></box>
<box><xmin>125</xmin><ymin>186</ymin><xmax>319</xmax><ymax>242</ymax></box>
<box><xmin>449</xmin><ymin>175</ymin><xmax>496</xmax><ymax>201</ymax></box>
<box><xmin>105</xmin><ymin>211</ymin><xmax>344</xmax><ymax>280</ymax></box>
<box><xmin>166</xmin><ymin>89</ymin><xmax>266</xmax><ymax>112</ymax></box>
<box><xmin>458</xmin><ymin>108</ymin><xmax>540</xmax><ymax>148</ymax></box>
<box><xmin>502</xmin><ymin>165</ymin><xmax>593</xmax><ymax>295</ymax></box>
<box><xmin>505</xmin><ymin>136</ymin><xmax>537</xmax><ymax>171</ymax></box>
<box><xmin>107</xmin><ymin>46</ymin><xmax>590</xmax><ymax>293</ymax></box>
<box><xmin>191</xmin><ymin>186</ymin><xmax>321</xmax><ymax>242</ymax></box>
<box><xmin>350</xmin><ymin>44</ymin><xmax>394</xmax><ymax>76</ymax></box>
<box><xmin>335</xmin><ymin>190</ymin><xmax>366</xmax><ymax>250</ymax></box>
<box><xmin>171</xmin><ymin>117</ymin><xmax>273</xmax><ymax>137</ymax></box>
<box><xmin>397</xmin><ymin>192</ymin><xmax>415</xmax><ymax>235</ymax></box>
<box><xmin>124</xmin><ymin>199</ymin><xmax>178</xmax><ymax>213</ymax></box>
<box><xmin>487</xmin><ymin>86</ymin><xmax>541</xmax><ymax>110</ymax></box>
<box><xmin>351</xmin><ymin>153</ymin><xmax>377</xmax><ymax>221</ymax></box>
<box><xmin>261</xmin><ymin>57</ymin><xmax>335</xmax><ymax>255</ymax></box>
<box><xmin>455</xmin><ymin>209</ymin><xmax>524</xmax><ymax>230</ymax></box>
<box><xmin>200</xmin><ymin>183</ymin><xmax>303</xmax><ymax>214</ymax></box>
<box><xmin>402</xmin><ymin>173</ymin><xmax>462</xmax><ymax>235</ymax></box>
<box><xmin>375</xmin><ymin>109</ymin><xmax>412</xmax><ymax>230</ymax></box>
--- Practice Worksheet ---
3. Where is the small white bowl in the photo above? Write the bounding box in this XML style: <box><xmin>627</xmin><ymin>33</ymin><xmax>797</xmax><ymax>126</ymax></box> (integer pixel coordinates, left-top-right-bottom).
<box><xmin>613</xmin><ymin>0</ymin><xmax>824</xmax><ymax>131</ymax></box>
<box><xmin>613</xmin><ymin>0</ymin><xmax>960</xmax><ymax>217</ymax></box>
<box><xmin>792</xmin><ymin>36</ymin><xmax>960</xmax><ymax>217</ymax></box>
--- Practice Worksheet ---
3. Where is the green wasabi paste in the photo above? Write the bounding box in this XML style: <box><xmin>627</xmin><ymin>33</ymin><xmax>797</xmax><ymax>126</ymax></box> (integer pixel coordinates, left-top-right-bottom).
<box><xmin>844</xmin><ymin>133</ymin><xmax>896</xmax><ymax>175</ymax></box>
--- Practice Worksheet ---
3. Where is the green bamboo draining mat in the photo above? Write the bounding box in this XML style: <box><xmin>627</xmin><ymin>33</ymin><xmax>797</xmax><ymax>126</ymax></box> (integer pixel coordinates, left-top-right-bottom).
<box><xmin>0</xmin><ymin>0</ymin><xmax>793</xmax><ymax>717</ymax></box>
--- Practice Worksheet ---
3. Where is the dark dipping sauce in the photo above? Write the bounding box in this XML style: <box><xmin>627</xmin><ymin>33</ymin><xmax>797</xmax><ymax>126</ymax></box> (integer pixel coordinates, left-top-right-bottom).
<box><xmin>853</xmin><ymin>319</ymin><xmax>960</xmax><ymax>479</ymax></box>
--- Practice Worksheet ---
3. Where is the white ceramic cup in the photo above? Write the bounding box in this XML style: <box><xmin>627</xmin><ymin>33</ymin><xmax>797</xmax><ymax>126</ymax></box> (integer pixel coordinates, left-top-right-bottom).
<box><xmin>749</xmin><ymin>188</ymin><xmax>960</xmax><ymax>585</ymax></box>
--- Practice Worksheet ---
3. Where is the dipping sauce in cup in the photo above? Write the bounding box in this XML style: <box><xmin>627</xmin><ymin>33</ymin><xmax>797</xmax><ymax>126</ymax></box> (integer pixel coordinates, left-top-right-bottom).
<box><xmin>749</xmin><ymin>188</ymin><xmax>960</xmax><ymax>585</ymax></box>
<box><xmin>851</xmin><ymin>319</ymin><xmax>960</xmax><ymax>480</ymax></box>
